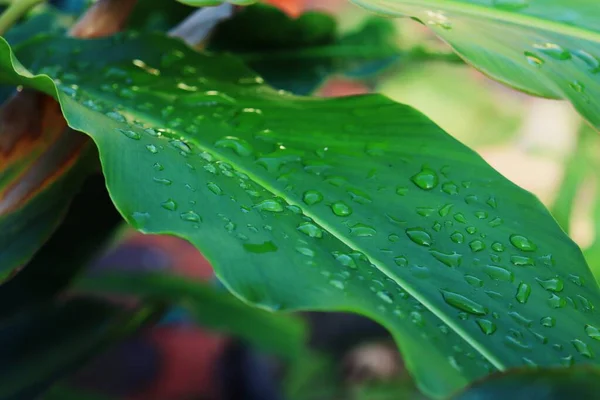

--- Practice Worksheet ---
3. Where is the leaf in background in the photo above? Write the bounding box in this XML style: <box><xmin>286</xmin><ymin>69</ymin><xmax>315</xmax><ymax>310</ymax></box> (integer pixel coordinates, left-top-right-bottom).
<box><xmin>208</xmin><ymin>4</ymin><xmax>400</xmax><ymax>95</ymax></box>
<box><xmin>0</xmin><ymin>296</ymin><xmax>153</xmax><ymax>400</ymax></box>
<box><xmin>75</xmin><ymin>272</ymin><xmax>307</xmax><ymax>359</ymax></box>
<box><xmin>3</xmin><ymin>34</ymin><xmax>600</xmax><ymax>397</ymax></box>
<box><xmin>4</xmin><ymin>5</ymin><xmax>74</xmax><ymax>46</ymax></box>
<box><xmin>0</xmin><ymin>91</ymin><xmax>95</xmax><ymax>279</ymax></box>
<box><xmin>550</xmin><ymin>123</ymin><xmax>597</xmax><ymax>234</ymax></box>
<box><xmin>351</xmin><ymin>0</ymin><xmax>600</xmax><ymax>131</ymax></box>
<box><xmin>177</xmin><ymin>0</ymin><xmax>255</xmax><ymax>6</ymax></box>
<box><xmin>128</xmin><ymin>0</ymin><xmax>197</xmax><ymax>33</ymax></box>
<box><xmin>452</xmin><ymin>367</ymin><xmax>600</xmax><ymax>400</ymax></box>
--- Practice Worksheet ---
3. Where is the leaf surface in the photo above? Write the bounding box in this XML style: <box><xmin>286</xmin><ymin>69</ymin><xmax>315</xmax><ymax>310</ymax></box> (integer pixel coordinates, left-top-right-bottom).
<box><xmin>2</xmin><ymin>34</ymin><xmax>600</xmax><ymax>397</ymax></box>
<box><xmin>351</xmin><ymin>0</ymin><xmax>600</xmax><ymax>129</ymax></box>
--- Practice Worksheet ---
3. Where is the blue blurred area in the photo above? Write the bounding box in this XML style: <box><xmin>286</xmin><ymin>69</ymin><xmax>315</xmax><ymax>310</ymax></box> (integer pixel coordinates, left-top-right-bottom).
<box><xmin>49</xmin><ymin>0</ymin><xmax>86</xmax><ymax>14</ymax></box>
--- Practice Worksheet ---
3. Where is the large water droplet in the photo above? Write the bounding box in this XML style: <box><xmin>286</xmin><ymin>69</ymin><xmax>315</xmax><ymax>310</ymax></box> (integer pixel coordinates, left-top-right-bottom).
<box><xmin>585</xmin><ymin>325</ymin><xmax>600</xmax><ymax>341</ymax></box>
<box><xmin>441</xmin><ymin>290</ymin><xmax>487</xmax><ymax>315</ymax></box>
<box><xmin>411</xmin><ymin>167</ymin><xmax>439</xmax><ymax>190</ymax></box>
<box><xmin>430</xmin><ymin>250</ymin><xmax>462</xmax><ymax>268</ymax></box>
<box><xmin>215</xmin><ymin>136</ymin><xmax>253</xmax><ymax>157</ymax></box>
<box><xmin>469</xmin><ymin>240</ymin><xmax>485</xmax><ymax>252</ymax></box>
<box><xmin>540</xmin><ymin>316</ymin><xmax>555</xmax><ymax>327</ymax></box>
<box><xmin>303</xmin><ymin>190</ymin><xmax>323</xmax><ymax>205</ymax></box>
<box><xmin>484</xmin><ymin>265</ymin><xmax>514</xmax><ymax>282</ymax></box>
<box><xmin>180</xmin><ymin>211</ymin><xmax>201</xmax><ymax>223</ymax></box>
<box><xmin>511</xmin><ymin>255</ymin><xmax>534</xmax><ymax>266</ymax></box>
<box><xmin>510</xmin><ymin>234</ymin><xmax>537</xmax><ymax>252</ymax></box>
<box><xmin>350</xmin><ymin>223</ymin><xmax>376</xmax><ymax>237</ymax></box>
<box><xmin>161</xmin><ymin>199</ymin><xmax>178</xmax><ymax>211</ymax></box>
<box><xmin>207</xmin><ymin>182</ymin><xmax>223</xmax><ymax>195</ymax></box>
<box><xmin>254</xmin><ymin>198</ymin><xmax>284</xmax><ymax>213</ymax></box>
<box><xmin>451</xmin><ymin>231</ymin><xmax>464</xmax><ymax>244</ymax></box>
<box><xmin>572</xmin><ymin>339</ymin><xmax>594</xmax><ymax>358</ymax></box>
<box><xmin>331</xmin><ymin>201</ymin><xmax>352</xmax><ymax>217</ymax></box>
<box><xmin>536</xmin><ymin>277</ymin><xmax>564</xmax><ymax>292</ymax></box>
<box><xmin>298</xmin><ymin>222</ymin><xmax>323</xmax><ymax>238</ymax></box>
<box><xmin>406</xmin><ymin>228</ymin><xmax>432</xmax><ymax>246</ymax></box>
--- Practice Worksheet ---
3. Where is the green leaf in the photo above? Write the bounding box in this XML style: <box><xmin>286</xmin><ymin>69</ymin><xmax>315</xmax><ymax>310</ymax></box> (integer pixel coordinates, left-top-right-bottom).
<box><xmin>453</xmin><ymin>367</ymin><xmax>600</xmax><ymax>400</ymax></box>
<box><xmin>351</xmin><ymin>0</ymin><xmax>600</xmax><ymax>130</ymax></box>
<box><xmin>74</xmin><ymin>272</ymin><xmax>307</xmax><ymax>359</ymax></box>
<box><xmin>0</xmin><ymin>296</ymin><xmax>153</xmax><ymax>399</ymax></box>
<box><xmin>3</xmin><ymin>33</ymin><xmax>600</xmax><ymax>397</ymax></box>
<box><xmin>177</xmin><ymin>0</ymin><xmax>255</xmax><ymax>6</ymax></box>
<box><xmin>128</xmin><ymin>0</ymin><xmax>197</xmax><ymax>32</ymax></box>
<box><xmin>208</xmin><ymin>5</ymin><xmax>401</xmax><ymax>95</ymax></box>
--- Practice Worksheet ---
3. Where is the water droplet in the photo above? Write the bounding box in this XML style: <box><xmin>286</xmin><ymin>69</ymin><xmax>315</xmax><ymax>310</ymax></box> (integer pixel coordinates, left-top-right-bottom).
<box><xmin>377</xmin><ymin>291</ymin><xmax>394</xmax><ymax>304</ymax></box>
<box><xmin>118</xmin><ymin>128</ymin><xmax>140</xmax><ymax>140</ymax></box>
<box><xmin>442</xmin><ymin>182</ymin><xmax>458</xmax><ymax>195</ymax></box>
<box><xmin>207</xmin><ymin>182</ymin><xmax>223</xmax><ymax>195</ymax></box>
<box><xmin>303</xmin><ymin>190</ymin><xmax>323</xmax><ymax>205</ymax></box>
<box><xmin>161</xmin><ymin>49</ymin><xmax>185</xmax><ymax>67</ymax></box>
<box><xmin>524</xmin><ymin>51</ymin><xmax>544</xmax><ymax>67</ymax></box>
<box><xmin>417</xmin><ymin>207</ymin><xmax>435</xmax><ymax>217</ymax></box>
<box><xmin>330</xmin><ymin>201</ymin><xmax>352</xmax><ymax>217</ymax></box>
<box><xmin>466</xmin><ymin>226</ymin><xmax>477</xmax><ymax>235</ymax></box>
<box><xmin>153</xmin><ymin>177</ymin><xmax>172</xmax><ymax>186</ymax></box>
<box><xmin>511</xmin><ymin>255</ymin><xmax>534</xmax><ymax>266</ymax></box>
<box><xmin>243</xmin><ymin>240</ymin><xmax>278</xmax><ymax>254</ymax></box>
<box><xmin>510</xmin><ymin>234</ymin><xmax>537</xmax><ymax>252</ymax></box>
<box><xmin>347</xmin><ymin>188</ymin><xmax>371</xmax><ymax>204</ymax></box>
<box><xmin>180</xmin><ymin>211</ymin><xmax>201</xmax><ymax>223</ymax></box>
<box><xmin>491</xmin><ymin>242</ymin><xmax>504</xmax><ymax>252</ymax></box>
<box><xmin>536</xmin><ymin>277</ymin><xmax>564</xmax><ymax>292</ymax></box>
<box><xmin>509</xmin><ymin>311</ymin><xmax>532</xmax><ymax>327</ymax></box>
<box><xmin>438</xmin><ymin>204</ymin><xmax>453</xmax><ymax>217</ymax></box>
<box><xmin>572</xmin><ymin>339</ymin><xmax>594</xmax><ymax>358</ymax></box>
<box><xmin>254</xmin><ymin>198</ymin><xmax>284</xmax><ymax>213</ymax></box>
<box><xmin>454</xmin><ymin>213</ymin><xmax>467</xmax><ymax>224</ymax></box>
<box><xmin>533</xmin><ymin>43</ymin><xmax>571</xmax><ymax>60</ymax></box>
<box><xmin>298</xmin><ymin>222</ymin><xmax>323</xmax><ymax>238</ymax></box>
<box><xmin>161</xmin><ymin>199</ymin><xmax>178</xmax><ymax>211</ymax></box>
<box><xmin>394</xmin><ymin>256</ymin><xmax>408</xmax><ymax>267</ymax></box>
<box><xmin>153</xmin><ymin>162</ymin><xmax>164</xmax><ymax>171</ymax></box>
<box><xmin>430</xmin><ymin>250</ymin><xmax>462</xmax><ymax>268</ymax></box>
<box><xmin>451</xmin><ymin>231</ymin><xmax>464</xmax><ymax>244</ymax></box>
<box><xmin>395</xmin><ymin>186</ymin><xmax>408</xmax><ymax>196</ymax></box>
<box><xmin>569</xmin><ymin>274</ymin><xmax>584</xmax><ymax>286</ymax></box>
<box><xmin>489</xmin><ymin>217</ymin><xmax>503</xmax><ymax>227</ymax></box>
<box><xmin>540</xmin><ymin>316</ymin><xmax>555</xmax><ymax>327</ymax></box>
<box><xmin>215</xmin><ymin>136</ymin><xmax>253</xmax><ymax>157</ymax></box>
<box><xmin>145</xmin><ymin>144</ymin><xmax>158</xmax><ymax>154</ymax></box>
<box><xmin>465</xmin><ymin>275</ymin><xmax>483</xmax><ymax>287</ymax></box>
<box><xmin>131</xmin><ymin>211</ymin><xmax>150</xmax><ymax>228</ymax></box>
<box><xmin>573</xmin><ymin>49</ymin><xmax>600</xmax><ymax>73</ymax></box>
<box><xmin>441</xmin><ymin>290</ymin><xmax>487</xmax><ymax>315</ymax></box>
<box><xmin>170</xmin><ymin>139</ymin><xmax>192</xmax><ymax>154</ymax></box>
<box><xmin>388</xmin><ymin>234</ymin><xmax>400</xmax><ymax>242</ymax></box>
<box><xmin>484</xmin><ymin>265</ymin><xmax>514</xmax><ymax>282</ymax></box>
<box><xmin>474</xmin><ymin>211</ymin><xmax>488</xmax><ymax>219</ymax></box>
<box><xmin>411</xmin><ymin>166</ymin><xmax>439</xmax><ymax>190</ymax></box>
<box><xmin>296</xmin><ymin>246</ymin><xmax>315</xmax><ymax>257</ymax></box>
<box><xmin>548</xmin><ymin>293</ymin><xmax>566</xmax><ymax>308</ymax></box>
<box><xmin>333</xmin><ymin>252</ymin><xmax>357</xmax><ymax>269</ymax></box>
<box><xmin>469</xmin><ymin>240</ymin><xmax>485</xmax><ymax>252</ymax></box>
<box><xmin>504</xmin><ymin>336</ymin><xmax>532</xmax><ymax>351</ymax></box>
<box><xmin>350</xmin><ymin>223</ymin><xmax>376</xmax><ymax>237</ymax></box>
<box><xmin>476</xmin><ymin>319</ymin><xmax>497</xmax><ymax>335</ymax></box>
<box><xmin>329</xmin><ymin>280</ymin><xmax>345</xmax><ymax>290</ymax></box>
<box><xmin>516</xmin><ymin>282</ymin><xmax>531</xmax><ymax>304</ymax></box>
<box><xmin>586</xmin><ymin>325</ymin><xmax>600</xmax><ymax>341</ymax></box>
<box><xmin>406</xmin><ymin>228</ymin><xmax>432</xmax><ymax>246</ymax></box>
<box><xmin>570</xmin><ymin>80</ymin><xmax>586</xmax><ymax>93</ymax></box>
<box><xmin>561</xmin><ymin>355</ymin><xmax>574</xmax><ymax>367</ymax></box>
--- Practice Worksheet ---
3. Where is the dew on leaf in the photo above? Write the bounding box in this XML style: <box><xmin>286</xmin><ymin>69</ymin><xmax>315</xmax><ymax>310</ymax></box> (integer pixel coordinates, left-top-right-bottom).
<box><xmin>170</xmin><ymin>139</ymin><xmax>192</xmax><ymax>154</ymax></box>
<box><xmin>572</xmin><ymin>339</ymin><xmax>594</xmax><ymax>358</ymax></box>
<box><xmin>303</xmin><ymin>190</ymin><xmax>323</xmax><ymax>205</ymax></box>
<box><xmin>131</xmin><ymin>211</ymin><xmax>150</xmax><ymax>228</ymax></box>
<box><xmin>146</xmin><ymin>144</ymin><xmax>158</xmax><ymax>153</ymax></box>
<box><xmin>509</xmin><ymin>311</ymin><xmax>532</xmax><ymax>327</ymax></box>
<box><xmin>439</xmin><ymin>203</ymin><xmax>453</xmax><ymax>217</ymax></box>
<box><xmin>441</xmin><ymin>290</ymin><xmax>487</xmax><ymax>315</ymax></box>
<box><xmin>533</xmin><ymin>43</ymin><xmax>571</xmax><ymax>60</ymax></box>
<box><xmin>516</xmin><ymin>282</ymin><xmax>531</xmax><ymax>304</ymax></box>
<box><xmin>207</xmin><ymin>182</ymin><xmax>223</xmax><ymax>195</ymax></box>
<box><xmin>430</xmin><ymin>250</ymin><xmax>462</xmax><ymax>268</ymax></box>
<box><xmin>483</xmin><ymin>265</ymin><xmax>513</xmax><ymax>282</ymax></box>
<box><xmin>350</xmin><ymin>223</ymin><xmax>376</xmax><ymax>237</ymax></box>
<box><xmin>411</xmin><ymin>166</ymin><xmax>439</xmax><ymax>190</ymax></box>
<box><xmin>465</xmin><ymin>275</ymin><xmax>483</xmax><ymax>287</ymax></box>
<box><xmin>153</xmin><ymin>177</ymin><xmax>172</xmax><ymax>186</ymax></box>
<box><xmin>442</xmin><ymin>182</ymin><xmax>459</xmax><ymax>195</ymax></box>
<box><xmin>511</xmin><ymin>255</ymin><xmax>534</xmax><ymax>266</ymax></box>
<box><xmin>377</xmin><ymin>291</ymin><xmax>394</xmax><ymax>304</ymax></box>
<box><xmin>540</xmin><ymin>316</ymin><xmax>555</xmax><ymax>327</ymax></box>
<box><xmin>476</xmin><ymin>319</ymin><xmax>497</xmax><ymax>335</ymax></box>
<box><xmin>254</xmin><ymin>199</ymin><xmax>284</xmax><ymax>213</ymax></box>
<box><xmin>510</xmin><ymin>234</ymin><xmax>537</xmax><ymax>251</ymax></box>
<box><xmin>394</xmin><ymin>256</ymin><xmax>408</xmax><ymax>267</ymax></box>
<box><xmin>405</xmin><ymin>228</ymin><xmax>432</xmax><ymax>246</ymax></box>
<box><xmin>118</xmin><ymin>128</ymin><xmax>140</xmax><ymax>140</ymax></box>
<box><xmin>161</xmin><ymin>199</ymin><xmax>178</xmax><ymax>211</ymax></box>
<box><xmin>491</xmin><ymin>242</ymin><xmax>504</xmax><ymax>252</ymax></box>
<box><xmin>215</xmin><ymin>136</ymin><xmax>254</xmax><ymax>157</ymax></box>
<box><xmin>243</xmin><ymin>240</ymin><xmax>278</xmax><ymax>254</ymax></box>
<box><xmin>180</xmin><ymin>211</ymin><xmax>201</xmax><ymax>223</ymax></box>
<box><xmin>536</xmin><ymin>277</ymin><xmax>564</xmax><ymax>292</ymax></box>
<box><xmin>450</xmin><ymin>231</ymin><xmax>464</xmax><ymax>244</ymax></box>
<box><xmin>298</xmin><ymin>222</ymin><xmax>323</xmax><ymax>238</ymax></box>
<box><xmin>469</xmin><ymin>240</ymin><xmax>485</xmax><ymax>252</ymax></box>
<box><xmin>395</xmin><ymin>186</ymin><xmax>408</xmax><ymax>196</ymax></box>
<box><xmin>524</xmin><ymin>51</ymin><xmax>544</xmax><ymax>67</ymax></box>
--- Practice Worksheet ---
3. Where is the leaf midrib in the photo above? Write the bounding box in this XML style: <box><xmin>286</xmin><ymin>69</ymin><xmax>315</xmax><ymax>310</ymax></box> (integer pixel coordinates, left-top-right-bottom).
<box><xmin>353</xmin><ymin>0</ymin><xmax>600</xmax><ymax>43</ymax></box>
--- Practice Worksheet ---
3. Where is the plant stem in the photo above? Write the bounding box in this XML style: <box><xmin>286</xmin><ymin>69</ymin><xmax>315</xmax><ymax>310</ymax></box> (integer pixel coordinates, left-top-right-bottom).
<box><xmin>0</xmin><ymin>0</ymin><xmax>44</xmax><ymax>36</ymax></box>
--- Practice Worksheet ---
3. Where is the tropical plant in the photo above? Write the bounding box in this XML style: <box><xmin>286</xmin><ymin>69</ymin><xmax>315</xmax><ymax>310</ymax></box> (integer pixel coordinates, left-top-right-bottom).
<box><xmin>1</xmin><ymin>0</ymin><xmax>600</xmax><ymax>399</ymax></box>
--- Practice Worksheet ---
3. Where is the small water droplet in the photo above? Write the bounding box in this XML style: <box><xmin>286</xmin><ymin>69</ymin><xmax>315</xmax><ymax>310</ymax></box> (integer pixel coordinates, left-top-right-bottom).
<box><xmin>254</xmin><ymin>198</ymin><xmax>284</xmax><ymax>213</ymax></box>
<box><xmin>511</xmin><ymin>255</ymin><xmax>534</xmax><ymax>266</ymax></box>
<box><xmin>406</xmin><ymin>228</ymin><xmax>432</xmax><ymax>246</ymax></box>
<box><xmin>180</xmin><ymin>211</ymin><xmax>201</xmax><ymax>222</ymax></box>
<box><xmin>395</xmin><ymin>186</ymin><xmax>408</xmax><ymax>196</ymax></box>
<box><xmin>153</xmin><ymin>177</ymin><xmax>172</xmax><ymax>186</ymax></box>
<box><xmin>146</xmin><ymin>144</ymin><xmax>158</xmax><ymax>154</ymax></box>
<box><xmin>465</xmin><ymin>275</ymin><xmax>483</xmax><ymax>287</ymax></box>
<box><xmin>153</xmin><ymin>162</ymin><xmax>164</xmax><ymax>171</ymax></box>
<box><xmin>430</xmin><ymin>250</ymin><xmax>462</xmax><ymax>268</ymax></box>
<box><xmin>454</xmin><ymin>213</ymin><xmax>467</xmax><ymax>224</ymax></box>
<box><xmin>489</xmin><ymin>217</ymin><xmax>503</xmax><ymax>227</ymax></box>
<box><xmin>303</xmin><ymin>190</ymin><xmax>323</xmax><ymax>205</ymax></box>
<box><xmin>540</xmin><ymin>316</ymin><xmax>555</xmax><ymax>327</ymax></box>
<box><xmin>484</xmin><ymin>265</ymin><xmax>514</xmax><ymax>282</ymax></box>
<box><xmin>411</xmin><ymin>166</ymin><xmax>439</xmax><ymax>190</ymax></box>
<box><xmin>548</xmin><ymin>293</ymin><xmax>566</xmax><ymax>308</ymax></box>
<box><xmin>476</xmin><ymin>319</ymin><xmax>497</xmax><ymax>335</ymax></box>
<box><xmin>586</xmin><ymin>325</ymin><xmax>600</xmax><ymax>341</ymax></box>
<box><xmin>491</xmin><ymin>242</ymin><xmax>504</xmax><ymax>252</ymax></box>
<box><xmin>572</xmin><ymin>339</ymin><xmax>594</xmax><ymax>358</ymax></box>
<box><xmin>170</xmin><ymin>139</ymin><xmax>192</xmax><ymax>154</ymax></box>
<box><xmin>207</xmin><ymin>182</ymin><xmax>223</xmax><ymax>195</ymax></box>
<box><xmin>450</xmin><ymin>231</ymin><xmax>464</xmax><ymax>244</ymax></box>
<box><xmin>442</xmin><ymin>182</ymin><xmax>459</xmax><ymax>195</ymax></box>
<box><xmin>161</xmin><ymin>199</ymin><xmax>178</xmax><ymax>211</ymax></box>
<box><xmin>215</xmin><ymin>136</ymin><xmax>254</xmax><ymax>157</ymax></box>
<box><xmin>131</xmin><ymin>211</ymin><xmax>150</xmax><ymax>228</ymax></box>
<box><xmin>298</xmin><ymin>222</ymin><xmax>323</xmax><ymax>238</ymax></box>
<box><xmin>118</xmin><ymin>128</ymin><xmax>140</xmax><ymax>140</ymax></box>
<box><xmin>466</xmin><ymin>226</ymin><xmax>477</xmax><ymax>235</ymax></box>
<box><xmin>347</xmin><ymin>188</ymin><xmax>372</xmax><ymax>204</ymax></box>
<box><xmin>394</xmin><ymin>256</ymin><xmax>408</xmax><ymax>267</ymax></box>
<box><xmin>533</xmin><ymin>43</ymin><xmax>571</xmax><ymax>60</ymax></box>
<box><xmin>441</xmin><ymin>290</ymin><xmax>487</xmax><ymax>315</ymax></box>
<box><xmin>377</xmin><ymin>291</ymin><xmax>394</xmax><ymax>304</ymax></box>
<box><xmin>510</xmin><ymin>234</ymin><xmax>537</xmax><ymax>252</ymax></box>
<box><xmin>329</xmin><ymin>280</ymin><xmax>345</xmax><ymax>290</ymax></box>
<box><xmin>331</xmin><ymin>201</ymin><xmax>352</xmax><ymax>217</ymax></box>
<box><xmin>524</xmin><ymin>51</ymin><xmax>544</xmax><ymax>67</ymax></box>
<box><xmin>509</xmin><ymin>311</ymin><xmax>532</xmax><ymax>327</ymax></box>
<box><xmin>350</xmin><ymin>223</ymin><xmax>376</xmax><ymax>237</ymax></box>
<box><xmin>516</xmin><ymin>282</ymin><xmax>531</xmax><ymax>304</ymax></box>
<box><xmin>469</xmin><ymin>240</ymin><xmax>485</xmax><ymax>252</ymax></box>
<box><xmin>573</xmin><ymin>49</ymin><xmax>600</xmax><ymax>73</ymax></box>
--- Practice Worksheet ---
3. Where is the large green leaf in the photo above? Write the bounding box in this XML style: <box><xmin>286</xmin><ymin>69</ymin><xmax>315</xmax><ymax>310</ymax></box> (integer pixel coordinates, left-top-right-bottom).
<box><xmin>75</xmin><ymin>272</ymin><xmax>306</xmax><ymax>359</ymax></box>
<box><xmin>3</xmin><ymin>34</ymin><xmax>600</xmax><ymax>397</ymax></box>
<box><xmin>208</xmin><ymin>4</ymin><xmax>401</xmax><ymax>95</ymax></box>
<box><xmin>351</xmin><ymin>0</ymin><xmax>600</xmax><ymax>130</ymax></box>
